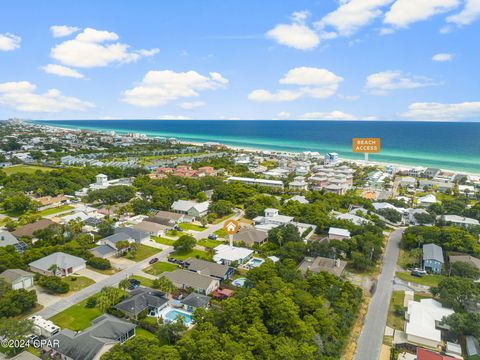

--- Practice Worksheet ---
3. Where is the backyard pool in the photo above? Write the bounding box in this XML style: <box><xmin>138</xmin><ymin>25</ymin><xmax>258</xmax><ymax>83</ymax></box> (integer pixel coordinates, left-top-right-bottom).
<box><xmin>231</xmin><ymin>277</ymin><xmax>247</xmax><ymax>287</ymax></box>
<box><xmin>245</xmin><ymin>257</ymin><xmax>265</xmax><ymax>268</ymax></box>
<box><xmin>162</xmin><ymin>307</ymin><xmax>193</xmax><ymax>327</ymax></box>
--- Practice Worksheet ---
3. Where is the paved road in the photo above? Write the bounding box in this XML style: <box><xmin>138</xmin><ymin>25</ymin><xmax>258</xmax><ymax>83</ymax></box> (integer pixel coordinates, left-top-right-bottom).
<box><xmin>35</xmin><ymin>247</ymin><xmax>173</xmax><ymax>319</ymax></box>
<box><xmin>354</xmin><ymin>227</ymin><xmax>405</xmax><ymax>360</ymax></box>
<box><xmin>192</xmin><ymin>209</ymin><xmax>244</xmax><ymax>240</ymax></box>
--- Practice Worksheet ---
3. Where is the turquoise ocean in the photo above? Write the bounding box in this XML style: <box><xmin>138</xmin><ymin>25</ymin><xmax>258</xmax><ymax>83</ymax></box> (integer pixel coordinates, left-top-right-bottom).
<box><xmin>30</xmin><ymin>120</ymin><xmax>480</xmax><ymax>173</ymax></box>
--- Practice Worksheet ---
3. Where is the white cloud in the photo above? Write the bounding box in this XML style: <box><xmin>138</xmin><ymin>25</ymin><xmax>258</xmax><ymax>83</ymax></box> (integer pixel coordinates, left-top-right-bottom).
<box><xmin>0</xmin><ymin>81</ymin><xmax>94</xmax><ymax>112</ymax></box>
<box><xmin>41</xmin><ymin>64</ymin><xmax>84</xmax><ymax>78</ymax></box>
<box><xmin>446</xmin><ymin>0</ymin><xmax>480</xmax><ymax>26</ymax></box>
<box><xmin>365</xmin><ymin>70</ymin><xmax>438</xmax><ymax>94</ymax></box>
<box><xmin>276</xmin><ymin>111</ymin><xmax>291</xmax><ymax>119</ymax></box>
<box><xmin>384</xmin><ymin>0</ymin><xmax>460</xmax><ymax>28</ymax></box>
<box><xmin>248</xmin><ymin>89</ymin><xmax>303</xmax><ymax>102</ymax></box>
<box><xmin>316</xmin><ymin>0</ymin><xmax>393</xmax><ymax>36</ymax></box>
<box><xmin>178</xmin><ymin>101</ymin><xmax>206</xmax><ymax>109</ymax></box>
<box><xmin>51</xmin><ymin>27</ymin><xmax>159</xmax><ymax>68</ymax></box>
<box><xmin>249</xmin><ymin>67</ymin><xmax>343</xmax><ymax>102</ymax></box>
<box><xmin>50</xmin><ymin>25</ymin><xmax>80</xmax><ymax>38</ymax></box>
<box><xmin>432</xmin><ymin>53</ymin><xmax>453</xmax><ymax>62</ymax></box>
<box><xmin>266</xmin><ymin>11</ymin><xmax>320</xmax><ymax>50</ymax></box>
<box><xmin>156</xmin><ymin>115</ymin><xmax>192</xmax><ymax>120</ymax></box>
<box><xmin>299</xmin><ymin>110</ymin><xmax>359</xmax><ymax>120</ymax></box>
<box><xmin>122</xmin><ymin>70</ymin><xmax>228</xmax><ymax>107</ymax></box>
<box><xmin>401</xmin><ymin>101</ymin><xmax>480</xmax><ymax>120</ymax></box>
<box><xmin>0</xmin><ymin>33</ymin><xmax>21</xmax><ymax>51</ymax></box>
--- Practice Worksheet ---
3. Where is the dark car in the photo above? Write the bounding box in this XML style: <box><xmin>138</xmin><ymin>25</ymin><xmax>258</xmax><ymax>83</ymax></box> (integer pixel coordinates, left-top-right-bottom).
<box><xmin>128</xmin><ymin>278</ymin><xmax>140</xmax><ymax>290</ymax></box>
<box><xmin>174</xmin><ymin>225</ymin><xmax>184</xmax><ymax>232</ymax></box>
<box><xmin>208</xmin><ymin>234</ymin><xmax>217</xmax><ymax>240</ymax></box>
<box><xmin>168</xmin><ymin>257</ymin><xmax>180</xmax><ymax>264</ymax></box>
<box><xmin>410</xmin><ymin>270</ymin><xmax>424</xmax><ymax>278</ymax></box>
<box><xmin>149</xmin><ymin>257</ymin><xmax>159</xmax><ymax>264</ymax></box>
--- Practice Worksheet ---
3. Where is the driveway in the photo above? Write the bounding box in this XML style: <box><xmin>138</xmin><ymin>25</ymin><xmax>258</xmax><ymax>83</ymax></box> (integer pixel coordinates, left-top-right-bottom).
<box><xmin>34</xmin><ymin>286</ymin><xmax>63</xmax><ymax>307</ymax></box>
<box><xmin>109</xmin><ymin>256</ymin><xmax>137</xmax><ymax>270</ymax></box>
<box><xmin>76</xmin><ymin>268</ymin><xmax>108</xmax><ymax>282</ymax></box>
<box><xmin>35</xmin><ymin>247</ymin><xmax>173</xmax><ymax>319</ymax></box>
<box><xmin>354</xmin><ymin>228</ymin><xmax>405</xmax><ymax>360</ymax></box>
<box><xmin>193</xmin><ymin>209</ymin><xmax>244</xmax><ymax>240</ymax></box>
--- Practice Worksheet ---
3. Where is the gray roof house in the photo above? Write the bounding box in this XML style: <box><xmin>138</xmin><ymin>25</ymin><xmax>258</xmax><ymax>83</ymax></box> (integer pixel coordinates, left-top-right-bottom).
<box><xmin>114</xmin><ymin>287</ymin><xmax>168</xmax><ymax>319</ymax></box>
<box><xmin>147</xmin><ymin>211</ymin><xmax>185</xmax><ymax>226</ymax></box>
<box><xmin>233</xmin><ymin>228</ymin><xmax>268</xmax><ymax>247</ymax></box>
<box><xmin>466</xmin><ymin>335</ymin><xmax>480</xmax><ymax>359</ymax></box>
<box><xmin>0</xmin><ymin>269</ymin><xmax>34</xmax><ymax>290</ymax></box>
<box><xmin>184</xmin><ymin>257</ymin><xmax>234</xmax><ymax>280</ymax></box>
<box><xmin>171</xmin><ymin>200</ymin><xmax>209</xmax><ymax>218</ymax></box>
<box><xmin>422</xmin><ymin>243</ymin><xmax>444</xmax><ymax>274</ymax></box>
<box><xmin>29</xmin><ymin>252</ymin><xmax>86</xmax><ymax>277</ymax></box>
<box><xmin>298</xmin><ymin>256</ymin><xmax>347</xmax><ymax>277</ymax></box>
<box><xmin>89</xmin><ymin>244</ymin><xmax>117</xmax><ymax>259</ymax></box>
<box><xmin>181</xmin><ymin>292</ymin><xmax>210</xmax><ymax>312</ymax></box>
<box><xmin>162</xmin><ymin>269</ymin><xmax>219</xmax><ymax>295</ymax></box>
<box><xmin>97</xmin><ymin>227</ymin><xmax>149</xmax><ymax>252</ymax></box>
<box><xmin>133</xmin><ymin>221</ymin><xmax>167</xmax><ymax>236</ymax></box>
<box><xmin>0</xmin><ymin>230</ymin><xmax>19</xmax><ymax>247</ymax></box>
<box><xmin>114</xmin><ymin>227</ymin><xmax>150</xmax><ymax>243</ymax></box>
<box><xmin>46</xmin><ymin>315</ymin><xmax>136</xmax><ymax>360</ymax></box>
<box><xmin>449</xmin><ymin>255</ymin><xmax>480</xmax><ymax>271</ymax></box>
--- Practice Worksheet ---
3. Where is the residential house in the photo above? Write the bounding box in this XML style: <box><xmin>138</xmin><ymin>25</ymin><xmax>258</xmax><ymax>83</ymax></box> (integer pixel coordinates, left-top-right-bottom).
<box><xmin>328</xmin><ymin>227</ymin><xmax>351</xmax><ymax>241</ymax></box>
<box><xmin>408</xmin><ymin>209</ymin><xmax>433</xmax><ymax>225</ymax></box>
<box><xmin>438</xmin><ymin>214</ymin><xmax>480</xmax><ymax>228</ymax></box>
<box><xmin>12</xmin><ymin>219</ymin><xmax>55</xmax><ymax>238</ymax></box>
<box><xmin>423</xmin><ymin>244</ymin><xmax>444</xmax><ymax>274</ymax></box>
<box><xmin>416</xmin><ymin>348</ymin><xmax>457</xmax><ymax>360</ymax></box>
<box><xmin>133</xmin><ymin>220</ymin><xmax>167</xmax><ymax>237</ymax></box>
<box><xmin>285</xmin><ymin>195</ymin><xmax>309</xmax><ymax>204</ymax></box>
<box><xmin>253</xmin><ymin>208</ymin><xmax>316</xmax><ymax>238</ymax></box>
<box><xmin>114</xmin><ymin>227</ymin><xmax>150</xmax><ymax>243</ymax></box>
<box><xmin>147</xmin><ymin>211</ymin><xmax>186</xmax><ymax>226</ymax></box>
<box><xmin>45</xmin><ymin>315</ymin><xmax>136</xmax><ymax>360</ymax></box>
<box><xmin>298</xmin><ymin>256</ymin><xmax>347</xmax><ymax>277</ymax></box>
<box><xmin>213</xmin><ymin>244</ymin><xmax>254</xmax><ymax>266</ymax></box>
<box><xmin>29</xmin><ymin>252</ymin><xmax>86</xmax><ymax>277</ymax></box>
<box><xmin>424</xmin><ymin>168</ymin><xmax>441</xmax><ymax>179</ymax></box>
<box><xmin>0</xmin><ymin>269</ymin><xmax>34</xmax><ymax>290</ymax></box>
<box><xmin>233</xmin><ymin>228</ymin><xmax>268</xmax><ymax>247</ymax></box>
<box><xmin>335</xmin><ymin>213</ymin><xmax>372</xmax><ymax>226</ymax></box>
<box><xmin>289</xmin><ymin>177</ymin><xmax>308</xmax><ymax>191</ymax></box>
<box><xmin>399</xmin><ymin>177</ymin><xmax>417</xmax><ymax>188</ymax></box>
<box><xmin>405</xmin><ymin>299</ymin><xmax>454</xmax><ymax>349</ymax></box>
<box><xmin>114</xmin><ymin>287</ymin><xmax>168</xmax><ymax>319</ymax></box>
<box><xmin>184</xmin><ymin>257</ymin><xmax>234</xmax><ymax>281</ymax></box>
<box><xmin>408</xmin><ymin>167</ymin><xmax>426</xmax><ymax>177</ymax></box>
<box><xmin>162</xmin><ymin>269</ymin><xmax>219</xmax><ymax>295</ymax></box>
<box><xmin>171</xmin><ymin>200</ymin><xmax>209</xmax><ymax>219</ymax></box>
<box><xmin>227</xmin><ymin>176</ymin><xmax>284</xmax><ymax>189</ymax></box>
<box><xmin>0</xmin><ymin>230</ymin><xmax>27</xmax><ymax>253</ymax></box>
<box><xmin>466</xmin><ymin>336</ymin><xmax>480</xmax><ymax>360</ymax></box>
<box><xmin>89</xmin><ymin>244</ymin><xmax>117</xmax><ymax>259</ymax></box>
<box><xmin>417</xmin><ymin>194</ymin><xmax>437</xmax><ymax>207</ymax></box>
<box><xmin>181</xmin><ymin>292</ymin><xmax>210</xmax><ymax>312</ymax></box>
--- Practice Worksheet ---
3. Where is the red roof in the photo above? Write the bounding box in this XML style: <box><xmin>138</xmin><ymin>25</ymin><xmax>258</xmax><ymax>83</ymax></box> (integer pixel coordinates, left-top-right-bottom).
<box><xmin>417</xmin><ymin>348</ymin><xmax>457</xmax><ymax>360</ymax></box>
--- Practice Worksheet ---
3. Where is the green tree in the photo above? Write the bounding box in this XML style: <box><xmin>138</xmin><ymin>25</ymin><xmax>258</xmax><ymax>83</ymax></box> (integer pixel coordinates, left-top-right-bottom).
<box><xmin>0</xmin><ymin>318</ymin><xmax>33</xmax><ymax>356</ymax></box>
<box><xmin>431</xmin><ymin>276</ymin><xmax>480</xmax><ymax>311</ymax></box>
<box><xmin>173</xmin><ymin>235</ymin><xmax>196</xmax><ymax>253</ymax></box>
<box><xmin>450</xmin><ymin>261</ymin><xmax>480</xmax><ymax>279</ymax></box>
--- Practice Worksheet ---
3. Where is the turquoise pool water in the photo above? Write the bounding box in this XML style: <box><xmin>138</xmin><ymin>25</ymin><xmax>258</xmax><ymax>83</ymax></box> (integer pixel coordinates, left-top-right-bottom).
<box><xmin>232</xmin><ymin>277</ymin><xmax>247</xmax><ymax>287</ymax></box>
<box><xmin>163</xmin><ymin>309</ymin><xmax>193</xmax><ymax>326</ymax></box>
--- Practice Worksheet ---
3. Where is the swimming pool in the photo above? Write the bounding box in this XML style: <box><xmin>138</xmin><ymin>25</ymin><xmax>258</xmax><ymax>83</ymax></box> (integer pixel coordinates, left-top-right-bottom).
<box><xmin>245</xmin><ymin>257</ymin><xmax>265</xmax><ymax>268</ymax></box>
<box><xmin>231</xmin><ymin>277</ymin><xmax>247</xmax><ymax>287</ymax></box>
<box><xmin>162</xmin><ymin>308</ymin><xmax>193</xmax><ymax>326</ymax></box>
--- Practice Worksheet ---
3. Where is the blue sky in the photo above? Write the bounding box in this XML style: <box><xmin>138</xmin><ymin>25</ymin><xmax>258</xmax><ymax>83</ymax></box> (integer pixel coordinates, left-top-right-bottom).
<box><xmin>0</xmin><ymin>0</ymin><xmax>479</xmax><ymax>121</ymax></box>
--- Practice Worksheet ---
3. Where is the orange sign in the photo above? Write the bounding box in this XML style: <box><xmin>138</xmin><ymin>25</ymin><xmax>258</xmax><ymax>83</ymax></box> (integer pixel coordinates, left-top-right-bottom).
<box><xmin>352</xmin><ymin>138</ymin><xmax>381</xmax><ymax>153</ymax></box>
<box><xmin>223</xmin><ymin>220</ymin><xmax>239</xmax><ymax>234</ymax></box>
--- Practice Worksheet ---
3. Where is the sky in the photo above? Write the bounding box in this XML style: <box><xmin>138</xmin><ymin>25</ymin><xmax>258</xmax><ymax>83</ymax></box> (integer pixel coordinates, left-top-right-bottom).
<box><xmin>0</xmin><ymin>0</ymin><xmax>479</xmax><ymax>121</ymax></box>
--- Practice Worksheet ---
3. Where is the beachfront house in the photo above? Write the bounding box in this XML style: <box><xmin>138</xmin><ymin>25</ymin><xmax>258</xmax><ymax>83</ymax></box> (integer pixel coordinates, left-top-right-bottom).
<box><xmin>422</xmin><ymin>243</ymin><xmax>444</xmax><ymax>274</ymax></box>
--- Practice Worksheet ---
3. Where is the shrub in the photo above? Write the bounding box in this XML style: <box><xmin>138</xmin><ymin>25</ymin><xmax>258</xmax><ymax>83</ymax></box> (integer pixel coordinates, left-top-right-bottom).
<box><xmin>85</xmin><ymin>297</ymin><xmax>97</xmax><ymax>308</ymax></box>
<box><xmin>87</xmin><ymin>257</ymin><xmax>112</xmax><ymax>270</ymax></box>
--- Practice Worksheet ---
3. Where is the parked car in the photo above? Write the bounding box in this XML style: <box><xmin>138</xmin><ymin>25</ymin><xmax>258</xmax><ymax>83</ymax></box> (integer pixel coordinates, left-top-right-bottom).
<box><xmin>149</xmin><ymin>257</ymin><xmax>159</xmax><ymax>264</ymax></box>
<box><xmin>410</xmin><ymin>270</ymin><xmax>424</xmax><ymax>277</ymax></box>
<box><xmin>128</xmin><ymin>279</ymin><xmax>140</xmax><ymax>290</ymax></box>
<box><xmin>168</xmin><ymin>257</ymin><xmax>180</xmax><ymax>264</ymax></box>
<box><xmin>208</xmin><ymin>234</ymin><xmax>217</xmax><ymax>240</ymax></box>
<box><xmin>174</xmin><ymin>225</ymin><xmax>183</xmax><ymax>232</ymax></box>
<box><xmin>414</xmin><ymin>268</ymin><xmax>427</xmax><ymax>275</ymax></box>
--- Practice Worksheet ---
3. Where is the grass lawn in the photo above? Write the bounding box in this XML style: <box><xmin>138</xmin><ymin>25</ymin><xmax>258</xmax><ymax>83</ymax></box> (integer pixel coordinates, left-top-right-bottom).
<box><xmin>64</xmin><ymin>276</ymin><xmax>95</xmax><ymax>292</ymax></box>
<box><xmin>214</xmin><ymin>228</ymin><xmax>227</xmax><ymax>238</ymax></box>
<box><xmin>397</xmin><ymin>248</ymin><xmax>420</xmax><ymax>269</ymax></box>
<box><xmin>396</xmin><ymin>272</ymin><xmax>443</xmax><ymax>287</ymax></box>
<box><xmin>152</xmin><ymin>236</ymin><xmax>176</xmax><ymax>246</ymax></box>
<box><xmin>135</xmin><ymin>328</ymin><xmax>158</xmax><ymax>341</ymax></box>
<box><xmin>2</xmin><ymin>165</ymin><xmax>53</xmax><ymax>175</ymax></box>
<box><xmin>171</xmin><ymin>248</ymin><xmax>212</xmax><ymax>261</ymax></box>
<box><xmin>128</xmin><ymin>244</ymin><xmax>160</xmax><ymax>261</ymax></box>
<box><xmin>36</xmin><ymin>205</ymin><xmax>74</xmax><ymax>217</ymax></box>
<box><xmin>212</xmin><ymin>212</ymin><xmax>234</xmax><ymax>224</ymax></box>
<box><xmin>414</xmin><ymin>292</ymin><xmax>433</xmax><ymax>301</ymax></box>
<box><xmin>179</xmin><ymin>223</ymin><xmax>205</xmax><ymax>232</ymax></box>
<box><xmin>86</xmin><ymin>265</ymin><xmax>117</xmax><ymax>275</ymax></box>
<box><xmin>387</xmin><ymin>291</ymin><xmax>405</xmax><ymax>330</ymax></box>
<box><xmin>144</xmin><ymin>261</ymin><xmax>178</xmax><ymax>276</ymax></box>
<box><xmin>50</xmin><ymin>298</ymin><xmax>103</xmax><ymax>330</ymax></box>
<box><xmin>197</xmin><ymin>238</ymin><xmax>224</xmax><ymax>249</ymax></box>
<box><xmin>165</xmin><ymin>230</ymin><xmax>180</xmax><ymax>238</ymax></box>
<box><xmin>130</xmin><ymin>275</ymin><xmax>155</xmax><ymax>288</ymax></box>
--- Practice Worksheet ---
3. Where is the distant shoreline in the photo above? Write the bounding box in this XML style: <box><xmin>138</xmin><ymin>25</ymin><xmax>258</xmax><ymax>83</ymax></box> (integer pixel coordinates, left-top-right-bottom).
<box><xmin>27</xmin><ymin>120</ymin><xmax>480</xmax><ymax>178</ymax></box>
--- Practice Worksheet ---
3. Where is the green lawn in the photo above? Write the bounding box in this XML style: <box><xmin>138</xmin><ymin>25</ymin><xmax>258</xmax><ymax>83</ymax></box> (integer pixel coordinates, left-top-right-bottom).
<box><xmin>86</xmin><ymin>265</ymin><xmax>117</xmax><ymax>275</ymax></box>
<box><xmin>397</xmin><ymin>248</ymin><xmax>420</xmax><ymax>270</ymax></box>
<box><xmin>214</xmin><ymin>228</ymin><xmax>227</xmax><ymax>238</ymax></box>
<box><xmin>64</xmin><ymin>276</ymin><xmax>95</xmax><ymax>292</ymax></box>
<box><xmin>127</xmin><ymin>244</ymin><xmax>160</xmax><ymax>261</ymax></box>
<box><xmin>36</xmin><ymin>205</ymin><xmax>74</xmax><ymax>217</ymax></box>
<box><xmin>414</xmin><ymin>292</ymin><xmax>433</xmax><ymax>301</ymax></box>
<box><xmin>396</xmin><ymin>272</ymin><xmax>443</xmax><ymax>287</ymax></box>
<box><xmin>136</xmin><ymin>328</ymin><xmax>158</xmax><ymax>340</ymax></box>
<box><xmin>212</xmin><ymin>212</ymin><xmax>234</xmax><ymax>224</ymax></box>
<box><xmin>171</xmin><ymin>248</ymin><xmax>212</xmax><ymax>261</ymax></box>
<box><xmin>179</xmin><ymin>223</ymin><xmax>206</xmax><ymax>231</ymax></box>
<box><xmin>165</xmin><ymin>230</ymin><xmax>180</xmax><ymax>238</ymax></box>
<box><xmin>144</xmin><ymin>261</ymin><xmax>178</xmax><ymax>276</ymax></box>
<box><xmin>197</xmin><ymin>238</ymin><xmax>224</xmax><ymax>249</ymax></box>
<box><xmin>130</xmin><ymin>275</ymin><xmax>155</xmax><ymax>288</ymax></box>
<box><xmin>2</xmin><ymin>165</ymin><xmax>54</xmax><ymax>175</ymax></box>
<box><xmin>387</xmin><ymin>291</ymin><xmax>405</xmax><ymax>330</ymax></box>
<box><xmin>50</xmin><ymin>297</ymin><xmax>103</xmax><ymax>330</ymax></box>
<box><xmin>152</xmin><ymin>236</ymin><xmax>176</xmax><ymax>246</ymax></box>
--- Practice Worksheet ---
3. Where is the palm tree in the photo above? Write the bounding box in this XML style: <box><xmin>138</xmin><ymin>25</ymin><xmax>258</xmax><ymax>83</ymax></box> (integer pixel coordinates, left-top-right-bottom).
<box><xmin>48</xmin><ymin>264</ymin><xmax>59</xmax><ymax>276</ymax></box>
<box><xmin>153</xmin><ymin>277</ymin><xmax>176</xmax><ymax>297</ymax></box>
<box><xmin>119</xmin><ymin>278</ymin><xmax>130</xmax><ymax>291</ymax></box>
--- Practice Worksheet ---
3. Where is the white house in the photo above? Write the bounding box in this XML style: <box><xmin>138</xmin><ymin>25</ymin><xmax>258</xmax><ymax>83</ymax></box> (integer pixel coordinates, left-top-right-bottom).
<box><xmin>29</xmin><ymin>252</ymin><xmax>86</xmax><ymax>277</ymax></box>
<box><xmin>328</xmin><ymin>227</ymin><xmax>351</xmax><ymax>241</ymax></box>
<box><xmin>405</xmin><ymin>298</ymin><xmax>454</xmax><ymax>349</ymax></box>
<box><xmin>171</xmin><ymin>200</ymin><xmax>209</xmax><ymax>218</ymax></box>
<box><xmin>438</xmin><ymin>214</ymin><xmax>480</xmax><ymax>228</ymax></box>
<box><xmin>213</xmin><ymin>244</ymin><xmax>254</xmax><ymax>266</ymax></box>
<box><xmin>417</xmin><ymin>194</ymin><xmax>437</xmax><ymax>207</ymax></box>
<box><xmin>0</xmin><ymin>269</ymin><xmax>34</xmax><ymax>290</ymax></box>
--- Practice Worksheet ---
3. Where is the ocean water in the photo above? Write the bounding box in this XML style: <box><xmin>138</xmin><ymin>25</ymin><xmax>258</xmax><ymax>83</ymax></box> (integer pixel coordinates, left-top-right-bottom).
<box><xmin>30</xmin><ymin>120</ymin><xmax>480</xmax><ymax>173</ymax></box>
